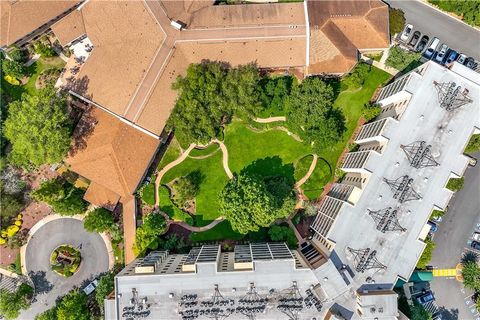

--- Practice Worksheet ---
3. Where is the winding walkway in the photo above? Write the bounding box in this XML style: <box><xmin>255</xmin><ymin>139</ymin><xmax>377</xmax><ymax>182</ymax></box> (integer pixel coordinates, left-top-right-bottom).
<box><xmin>253</xmin><ymin>116</ymin><xmax>286</xmax><ymax>123</ymax></box>
<box><xmin>295</xmin><ymin>154</ymin><xmax>318</xmax><ymax>188</ymax></box>
<box><xmin>171</xmin><ymin>217</ymin><xmax>225</xmax><ymax>232</ymax></box>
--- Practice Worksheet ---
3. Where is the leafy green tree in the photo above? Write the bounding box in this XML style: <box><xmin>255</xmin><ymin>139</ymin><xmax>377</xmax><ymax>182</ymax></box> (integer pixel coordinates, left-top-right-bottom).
<box><xmin>410</xmin><ymin>302</ymin><xmax>433</xmax><ymax>320</ymax></box>
<box><xmin>0</xmin><ymin>283</ymin><xmax>33</xmax><ymax>320</ymax></box>
<box><xmin>32</xmin><ymin>178</ymin><xmax>87</xmax><ymax>216</ymax></box>
<box><xmin>159</xmin><ymin>234</ymin><xmax>188</xmax><ymax>253</ymax></box>
<box><xmin>168</xmin><ymin>61</ymin><xmax>260</xmax><ymax>145</ymax></box>
<box><xmin>259</xmin><ymin>76</ymin><xmax>293</xmax><ymax>115</ymax></box>
<box><xmin>8</xmin><ymin>48</ymin><xmax>26</xmax><ymax>63</ymax></box>
<box><xmin>56</xmin><ymin>290</ymin><xmax>89</xmax><ymax>320</ymax></box>
<box><xmin>95</xmin><ymin>273</ymin><xmax>115</xmax><ymax>314</ymax></box>
<box><xmin>35</xmin><ymin>308</ymin><xmax>57</xmax><ymax>320</ymax></box>
<box><xmin>362</xmin><ymin>103</ymin><xmax>382</xmax><ymax>122</ymax></box>
<box><xmin>416</xmin><ymin>238</ymin><xmax>435</xmax><ymax>269</ymax></box>
<box><xmin>133</xmin><ymin>212</ymin><xmax>167</xmax><ymax>255</ymax></box>
<box><xmin>4</xmin><ymin>87</ymin><xmax>72</xmax><ymax>167</ymax></box>
<box><xmin>2</xmin><ymin>59</ymin><xmax>26</xmax><ymax>79</ymax></box>
<box><xmin>219</xmin><ymin>172</ymin><xmax>293</xmax><ymax>234</ymax></box>
<box><xmin>83</xmin><ymin>208</ymin><xmax>116</xmax><ymax>233</ymax></box>
<box><xmin>268</xmin><ymin>225</ymin><xmax>298</xmax><ymax>248</ymax></box>
<box><xmin>33</xmin><ymin>40</ymin><xmax>56</xmax><ymax>58</ymax></box>
<box><xmin>286</xmin><ymin>77</ymin><xmax>345</xmax><ymax>152</ymax></box>
<box><xmin>385</xmin><ymin>46</ymin><xmax>421</xmax><ymax>72</ymax></box>
<box><xmin>171</xmin><ymin>171</ymin><xmax>202</xmax><ymax>208</ymax></box>
<box><xmin>389</xmin><ymin>8</ymin><xmax>406</xmax><ymax>36</ymax></box>
<box><xmin>0</xmin><ymin>193</ymin><xmax>23</xmax><ymax>226</ymax></box>
<box><xmin>462</xmin><ymin>261</ymin><xmax>480</xmax><ymax>290</ymax></box>
<box><xmin>343</xmin><ymin>63</ymin><xmax>371</xmax><ymax>89</ymax></box>
<box><xmin>429</xmin><ymin>0</ymin><xmax>480</xmax><ymax>26</ymax></box>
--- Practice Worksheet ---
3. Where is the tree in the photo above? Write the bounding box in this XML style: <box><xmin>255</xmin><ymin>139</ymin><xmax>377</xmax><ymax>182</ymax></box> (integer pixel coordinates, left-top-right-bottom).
<box><xmin>171</xmin><ymin>171</ymin><xmax>202</xmax><ymax>208</ymax></box>
<box><xmin>389</xmin><ymin>8</ymin><xmax>406</xmax><ymax>36</ymax></box>
<box><xmin>343</xmin><ymin>63</ymin><xmax>371</xmax><ymax>89</ymax></box>
<box><xmin>410</xmin><ymin>302</ymin><xmax>433</xmax><ymax>320</ymax></box>
<box><xmin>8</xmin><ymin>47</ymin><xmax>26</xmax><ymax>63</ymax></box>
<box><xmin>0</xmin><ymin>193</ymin><xmax>23</xmax><ymax>226</ymax></box>
<box><xmin>35</xmin><ymin>308</ymin><xmax>57</xmax><ymax>320</ymax></box>
<box><xmin>362</xmin><ymin>103</ymin><xmax>382</xmax><ymax>122</ymax></box>
<box><xmin>33</xmin><ymin>40</ymin><xmax>56</xmax><ymax>58</ymax></box>
<box><xmin>168</xmin><ymin>61</ymin><xmax>261</xmax><ymax>145</ymax></box>
<box><xmin>429</xmin><ymin>0</ymin><xmax>480</xmax><ymax>26</ymax></box>
<box><xmin>32</xmin><ymin>178</ymin><xmax>87</xmax><ymax>216</ymax></box>
<box><xmin>219</xmin><ymin>172</ymin><xmax>292</xmax><ymax>234</ymax></box>
<box><xmin>268</xmin><ymin>225</ymin><xmax>298</xmax><ymax>248</ymax></box>
<box><xmin>4</xmin><ymin>87</ymin><xmax>72</xmax><ymax>167</ymax></box>
<box><xmin>259</xmin><ymin>76</ymin><xmax>293</xmax><ymax>115</ymax></box>
<box><xmin>56</xmin><ymin>290</ymin><xmax>89</xmax><ymax>320</ymax></box>
<box><xmin>416</xmin><ymin>238</ymin><xmax>435</xmax><ymax>269</ymax></box>
<box><xmin>0</xmin><ymin>283</ymin><xmax>33</xmax><ymax>320</ymax></box>
<box><xmin>133</xmin><ymin>212</ymin><xmax>167</xmax><ymax>255</ymax></box>
<box><xmin>95</xmin><ymin>273</ymin><xmax>114</xmax><ymax>314</ymax></box>
<box><xmin>385</xmin><ymin>46</ymin><xmax>421</xmax><ymax>72</ymax></box>
<box><xmin>83</xmin><ymin>208</ymin><xmax>116</xmax><ymax>233</ymax></box>
<box><xmin>286</xmin><ymin>77</ymin><xmax>345</xmax><ymax>152</ymax></box>
<box><xmin>2</xmin><ymin>59</ymin><xmax>26</xmax><ymax>79</ymax></box>
<box><xmin>462</xmin><ymin>261</ymin><xmax>480</xmax><ymax>291</ymax></box>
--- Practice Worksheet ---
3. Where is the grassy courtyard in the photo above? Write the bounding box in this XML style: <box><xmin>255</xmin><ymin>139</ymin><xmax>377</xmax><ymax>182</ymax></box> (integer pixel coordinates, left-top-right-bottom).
<box><xmin>154</xmin><ymin>65</ymin><xmax>390</xmax><ymax>241</ymax></box>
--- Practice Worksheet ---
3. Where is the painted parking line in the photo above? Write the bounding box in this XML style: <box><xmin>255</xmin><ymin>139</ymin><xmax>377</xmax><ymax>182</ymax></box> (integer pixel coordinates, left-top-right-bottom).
<box><xmin>433</xmin><ymin>269</ymin><xmax>457</xmax><ymax>277</ymax></box>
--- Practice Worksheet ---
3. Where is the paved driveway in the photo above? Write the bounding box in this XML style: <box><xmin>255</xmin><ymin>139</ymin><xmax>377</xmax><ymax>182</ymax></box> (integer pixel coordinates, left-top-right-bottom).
<box><xmin>385</xmin><ymin>0</ymin><xmax>480</xmax><ymax>60</ymax></box>
<box><xmin>21</xmin><ymin>218</ymin><xmax>109</xmax><ymax>319</ymax></box>
<box><xmin>430</xmin><ymin>152</ymin><xmax>480</xmax><ymax>320</ymax></box>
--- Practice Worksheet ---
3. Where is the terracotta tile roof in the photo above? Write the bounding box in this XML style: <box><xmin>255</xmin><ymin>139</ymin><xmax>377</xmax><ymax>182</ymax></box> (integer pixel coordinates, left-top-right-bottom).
<box><xmin>71</xmin><ymin>1</ymin><xmax>164</xmax><ymax>116</ymax></box>
<box><xmin>307</xmin><ymin>0</ymin><xmax>389</xmax><ymax>74</ymax></box>
<box><xmin>160</xmin><ymin>0</ymin><xmax>213</xmax><ymax>25</ymax></box>
<box><xmin>0</xmin><ymin>0</ymin><xmax>79</xmax><ymax>47</ymax></box>
<box><xmin>50</xmin><ymin>8</ymin><xmax>85</xmax><ymax>46</ymax></box>
<box><xmin>83</xmin><ymin>182</ymin><xmax>120</xmax><ymax>211</ymax></box>
<box><xmin>121</xmin><ymin>196</ymin><xmax>136</xmax><ymax>264</ymax></box>
<box><xmin>189</xmin><ymin>2</ymin><xmax>305</xmax><ymax>28</ymax></box>
<box><xmin>66</xmin><ymin>107</ymin><xmax>159</xmax><ymax>199</ymax></box>
<box><xmin>137</xmin><ymin>38</ymin><xmax>306</xmax><ymax>134</ymax></box>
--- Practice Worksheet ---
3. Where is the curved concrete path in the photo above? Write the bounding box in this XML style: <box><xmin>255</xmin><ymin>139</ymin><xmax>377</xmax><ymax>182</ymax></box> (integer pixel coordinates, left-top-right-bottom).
<box><xmin>21</xmin><ymin>217</ymin><xmax>110</xmax><ymax>319</ymax></box>
<box><xmin>295</xmin><ymin>154</ymin><xmax>318</xmax><ymax>187</ymax></box>
<box><xmin>171</xmin><ymin>217</ymin><xmax>225</xmax><ymax>232</ymax></box>
<box><xmin>212</xmin><ymin>139</ymin><xmax>233</xmax><ymax>179</ymax></box>
<box><xmin>253</xmin><ymin>116</ymin><xmax>286</xmax><ymax>123</ymax></box>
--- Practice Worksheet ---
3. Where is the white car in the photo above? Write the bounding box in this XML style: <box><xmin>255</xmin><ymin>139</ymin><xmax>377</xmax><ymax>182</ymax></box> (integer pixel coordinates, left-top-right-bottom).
<box><xmin>457</xmin><ymin>53</ymin><xmax>467</xmax><ymax>64</ymax></box>
<box><xmin>434</xmin><ymin>44</ymin><xmax>449</xmax><ymax>63</ymax></box>
<box><xmin>473</xmin><ymin>232</ymin><xmax>480</xmax><ymax>242</ymax></box>
<box><xmin>83</xmin><ymin>279</ymin><xmax>99</xmax><ymax>295</ymax></box>
<box><xmin>400</xmin><ymin>24</ymin><xmax>413</xmax><ymax>42</ymax></box>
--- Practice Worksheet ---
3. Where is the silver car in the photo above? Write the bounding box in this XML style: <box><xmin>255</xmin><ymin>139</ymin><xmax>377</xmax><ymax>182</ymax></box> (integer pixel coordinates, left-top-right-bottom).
<box><xmin>457</xmin><ymin>53</ymin><xmax>467</xmax><ymax>64</ymax></box>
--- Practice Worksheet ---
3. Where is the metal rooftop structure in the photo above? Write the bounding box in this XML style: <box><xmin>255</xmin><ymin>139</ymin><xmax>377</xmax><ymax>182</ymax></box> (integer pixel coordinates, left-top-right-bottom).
<box><xmin>347</xmin><ymin>248</ymin><xmax>387</xmax><ymax>273</ymax></box>
<box><xmin>433</xmin><ymin>81</ymin><xmax>473</xmax><ymax>111</ymax></box>
<box><xmin>383</xmin><ymin>175</ymin><xmax>422</xmax><ymax>203</ymax></box>
<box><xmin>367</xmin><ymin>207</ymin><xmax>406</xmax><ymax>233</ymax></box>
<box><xmin>400</xmin><ymin>141</ymin><xmax>440</xmax><ymax>169</ymax></box>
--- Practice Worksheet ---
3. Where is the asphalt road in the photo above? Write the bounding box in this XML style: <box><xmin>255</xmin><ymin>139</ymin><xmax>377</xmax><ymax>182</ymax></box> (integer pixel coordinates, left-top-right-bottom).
<box><xmin>429</xmin><ymin>151</ymin><xmax>480</xmax><ymax>320</ymax></box>
<box><xmin>21</xmin><ymin>218</ymin><xmax>110</xmax><ymax>319</ymax></box>
<box><xmin>385</xmin><ymin>0</ymin><xmax>480</xmax><ymax>60</ymax></box>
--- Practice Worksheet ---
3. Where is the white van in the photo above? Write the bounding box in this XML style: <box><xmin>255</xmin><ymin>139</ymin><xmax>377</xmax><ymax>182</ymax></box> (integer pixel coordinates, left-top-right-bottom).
<box><xmin>423</xmin><ymin>37</ymin><xmax>440</xmax><ymax>59</ymax></box>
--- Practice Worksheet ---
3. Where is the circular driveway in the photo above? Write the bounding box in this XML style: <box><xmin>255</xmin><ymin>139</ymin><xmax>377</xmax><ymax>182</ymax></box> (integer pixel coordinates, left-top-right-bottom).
<box><xmin>23</xmin><ymin>217</ymin><xmax>109</xmax><ymax>317</ymax></box>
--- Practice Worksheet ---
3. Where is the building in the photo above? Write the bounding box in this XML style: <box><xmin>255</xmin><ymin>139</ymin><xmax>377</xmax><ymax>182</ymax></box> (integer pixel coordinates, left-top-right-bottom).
<box><xmin>106</xmin><ymin>243</ymin><xmax>397</xmax><ymax>320</ymax></box>
<box><xmin>0</xmin><ymin>0</ymin><xmax>82</xmax><ymax>48</ymax></box>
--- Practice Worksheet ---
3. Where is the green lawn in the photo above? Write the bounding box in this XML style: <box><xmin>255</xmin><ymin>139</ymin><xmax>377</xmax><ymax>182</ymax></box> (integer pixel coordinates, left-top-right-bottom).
<box><xmin>2</xmin><ymin>56</ymin><xmax>66</xmax><ymax>101</ymax></box>
<box><xmin>157</xmin><ymin>137</ymin><xmax>182</xmax><ymax>171</ymax></box>
<box><xmin>302</xmin><ymin>158</ymin><xmax>332</xmax><ymax>200</ymax></box>
<box><xmin>224</xmin><ymin>120</ymin><xmax>311</xmax><ymax>175</ymax></box>
<box><xmin>160</xmin><ymin>151</ymin><xmax>228</xmax><ymax>224</ymax></box>
<box><xmin>141</xmin><ymin>183</ymin><xmax>155</xmax><ymax>206</ymax></box>
<box><xmin>189</xmin><ymin>144</ymin><xmax>219</xmax><ymax>157</ymax></box>
<box><xmin>159</xmin><ymin>186</ymin><xmax>193</xmax><ymax>224</ymax></box>
<box><xmin>294</xmin><ymin>154</ymin><xmax>314</xmax><ymax>181</ymax></box>
<box><xmin>189</xmin><ymin>220</ymin><xmax>243</xmax><ymax>243</ymax></box>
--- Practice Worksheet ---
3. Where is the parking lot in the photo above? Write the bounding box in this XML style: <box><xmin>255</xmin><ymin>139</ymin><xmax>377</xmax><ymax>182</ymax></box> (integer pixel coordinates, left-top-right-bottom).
<box><xmin>395</xmin><ymin>22</ymin><xmax>480</xmax><ymax>73</ymax></box>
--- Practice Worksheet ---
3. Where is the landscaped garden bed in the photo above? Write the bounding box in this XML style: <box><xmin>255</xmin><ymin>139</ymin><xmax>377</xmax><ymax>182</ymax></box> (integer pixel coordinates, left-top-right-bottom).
<box><xmin>50</xmin><ymin>245</ymin><xmax>81</xmax><ymax>277</ymax></box>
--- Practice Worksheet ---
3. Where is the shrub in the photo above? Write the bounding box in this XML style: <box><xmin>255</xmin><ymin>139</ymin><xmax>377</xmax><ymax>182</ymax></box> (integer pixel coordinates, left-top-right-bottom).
<box><xmin>465</xmin><ymin>134</ymin><xmax>480</xmax><ymax>154</ymax></box>
<box><xmin>0</xmin><ymin>283</ymin><xmax>33</xmax><ymax>319</ymax></box>
<box><xmin>2</xmin><ymin>59</ymin><xmax>26</xmax><ymax>79</ymax></box>
<box><xmin>389</xmin><ymin>8</ymin><xmax>406</xmax><ymax>36</ymax></box>
<box><xmin>4</xmin><ymin>75</ymin><xmax>20</xmax><ymax>85</ymax></box>
<box><xmin>343</xmin><ymin>63</ymin><xmax>371</xmax><ymax>89</ymax></box>
<box><xmin>268</xmin><ymin>225</ymin><xmax>298</xmax><ymax>248</ymax></box>
<box><xmin>0</xmin><ymin>193</ymin><xmax>23</xmax><ymax>227</ymax></box>
<box><xmin>8</xmin><ymin>47</ymin><xmax>26</xmax><ymax>63</ymax></box>
<box><xmin>83</xmin><ymin>208</ymin><xmax>116</xmax><ymax>233</ymax></box>
<box><xmin>133</xmin><ymin>212</ymin><xmax>167</xmax><ymax>255</ymax></box>
<box><xmin>171</xmin><ymin>171</ymin><xmax>202</xmax><ymax>208</ymax></box>
<box><xmin>429</xmin><ymin>0</ymin><xmax>480</xmax><ymax>27</ymax></box>
<box><xmin>33</xmin><ymin>40</ymin><xmax>56</xmax><ymax>57</ymax></box>
<box><xmin>446</xmin><ymin>177</ymin><xmax>464</xmax><ymax>192</ymax></box>
<box><xmin>416</xmin><ymin>238</ymin><xmax>435</xmax><ymax>269</ymax></box>
<box><xmin>385</xmin><ymin>46</ymin><xmax>421</xmax><ymax>71</ymax></box>
<box><xmin>362</xmin><ymin>103</ymin><xmax>382</xmax><ymax>122</ymax></box>
<box><xmin>32</xmin><ymin>178</ymin><xmax>88</xmax><ymax>215</ymax></box>
<box><xmin>430</xmin><ymin>209</ymin><xmax>444</xmax><ymax>220</ymax></box>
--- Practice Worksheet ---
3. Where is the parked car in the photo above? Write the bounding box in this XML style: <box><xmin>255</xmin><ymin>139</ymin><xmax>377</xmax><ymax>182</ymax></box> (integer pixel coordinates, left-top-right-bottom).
<box><xmin>445</xmin><ymin>50</ymin><xmax>458</xmax><ymax>65</ymax></box>
<box><xmin>465</xmin><ymin>57</ymin><xmax>476</xmax><ymax>69</ymax></box>
<box><xmin>434</xmin><ymin>44</ymin><xmax>449</xmax><ymax>63</ymax></box>
<box><xmin>409</xmin><ymin>31</ymin><xmax>421</xmax><ymax>47</ymax></box>
<box><xmin>416</xmin><ymin>35</ymin><xmax>429</xmax><ymax>52</ymax></box>
<box><xmin>417</xmin><ymin>292</ymin><xmax>434</xmax><ymax>304</ymax></box>
<box><xmin>471</xmin><ymin>241</ymin><xmax>480</xmax><ymax>251</ymax></box>
<box><xmin>400</xmin><ymin>24</ymin><xmax>413</xmax><ymax>42</ymax></box>
<box><xmin>423</xmin><ymin>37</ymin><xmax>439</xmax><ymax>59</ymax></box>
<box><xmin>457</xmin><ymin>53</ymin><xmax>467</xmax><ymax>64</ymax></box>
<box><xmin>473</xmin><ymin>232</ymin><xmax>480</xmax><ymax>241</ymax></box>
<box><xmin>427</xmin><ymin>221</ymin><xmax>438</xmax><ymax>233</ymax></box>
<box><xmin>432</xmin><ymin>215</ymin><xmax>443</xmax><ymax>223</ymax></box>
<box><xmin>83</xmin><ymin>279</ymin><xmax>99</xmax><ymax>295</ymax></box>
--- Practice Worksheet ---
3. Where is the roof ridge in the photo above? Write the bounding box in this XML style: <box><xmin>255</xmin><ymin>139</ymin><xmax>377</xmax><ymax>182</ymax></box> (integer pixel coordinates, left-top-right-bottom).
<box><xmin>321</xmin><ymin>20</ymin><xmax>357</xmax><ymax>61</ymax></box>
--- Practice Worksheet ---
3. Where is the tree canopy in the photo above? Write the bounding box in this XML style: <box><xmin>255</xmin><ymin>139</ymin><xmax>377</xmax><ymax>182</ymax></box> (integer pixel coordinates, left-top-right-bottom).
<box><xmin>95</xmin><ymin>273</ymin><xmax>115</xmax><ymax>314</ymax></box>
<box><xmin>429</xmin><ymin>0</ymin><xmax>480</xmax><ymax>26</ymax></box>
<box><xmin>55</xmin><ymin>290</ymin><xmax>89</xmax><ymax>320</ymax></box>
<box><xmin>410</xmin><ymin>302</ymin><xmax>433</xmax><ymax>320</ymax></box>
<box><xmin>462</xmin><ymin>261</ymin><xmax>480</xmax><ymax>290</ymax></box>
<box><xmin>83</xmin><ymin>208</ymin><xmax>116</xmax><ymax>233</ymax></box>
<box><xmin>0</xmin><ymin>283</ymin><xmax>33</xmax><ymax>320</ymax></box>
<box><xmin>385</xmin><ymin>46</ymin><xmax>421</xmax><ymax>72</ymax></box>
<box><xmin>259</xmin><ymin>76</ymin><xmax>294</xmax><ymax>115</ymax></box>
<box><xmin>171</xmin><ymin>171</ymin><xmax>202</xmax><ymax>209</ymax></box>
<box><xmin>168</xmin><ymin>61</ymin><xmax>260</xmax><ymax>145</ymax></box>
<box><xmin>389</xmin><ymin>8</ymin><xmax>406</xmax><ymax>36</ymax></box>
<box><xmin>286</xmin><ymin>77</ymin><xmax>345</xmax><ymax>152</ymax></box>
<box><xmin>133</xmin><ymin>212</ymin><xmax>168</xmax><ymax>255</ymax></box>
<box><xmin>343</xmin><ymin>63</ymin><xmax>371</xmax><ymax>89</ymax></box>
<box><xmin>4</xmin><ymin>86</ymin><xmax>72</xmax><ymax>167</ymax></box>
<box><xmin>2</xmin><ymin>59</ymin><xmax>26</xmax><ymax>79</ymax></box>
<box><xmin>268</xmin><ymin>225</ymin><xmax>298</xmax><ymax>248</ymax></box>
<box><xmin>32</xmin><ymin>178</ymin><xmax>87</xmax><ymax>216</ymax></box>
<box><xmin>218</xmin><ymin>172</ymin><xmax>294</xmax><ymax>234</ymax></box>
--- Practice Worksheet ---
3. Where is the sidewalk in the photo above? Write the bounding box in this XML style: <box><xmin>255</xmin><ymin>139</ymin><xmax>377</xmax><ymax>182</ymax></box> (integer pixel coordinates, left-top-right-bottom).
<box><xmin>361</xmin><ymin>48</ymin><xmax>399</xmax><ymax>76</ymax></box>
